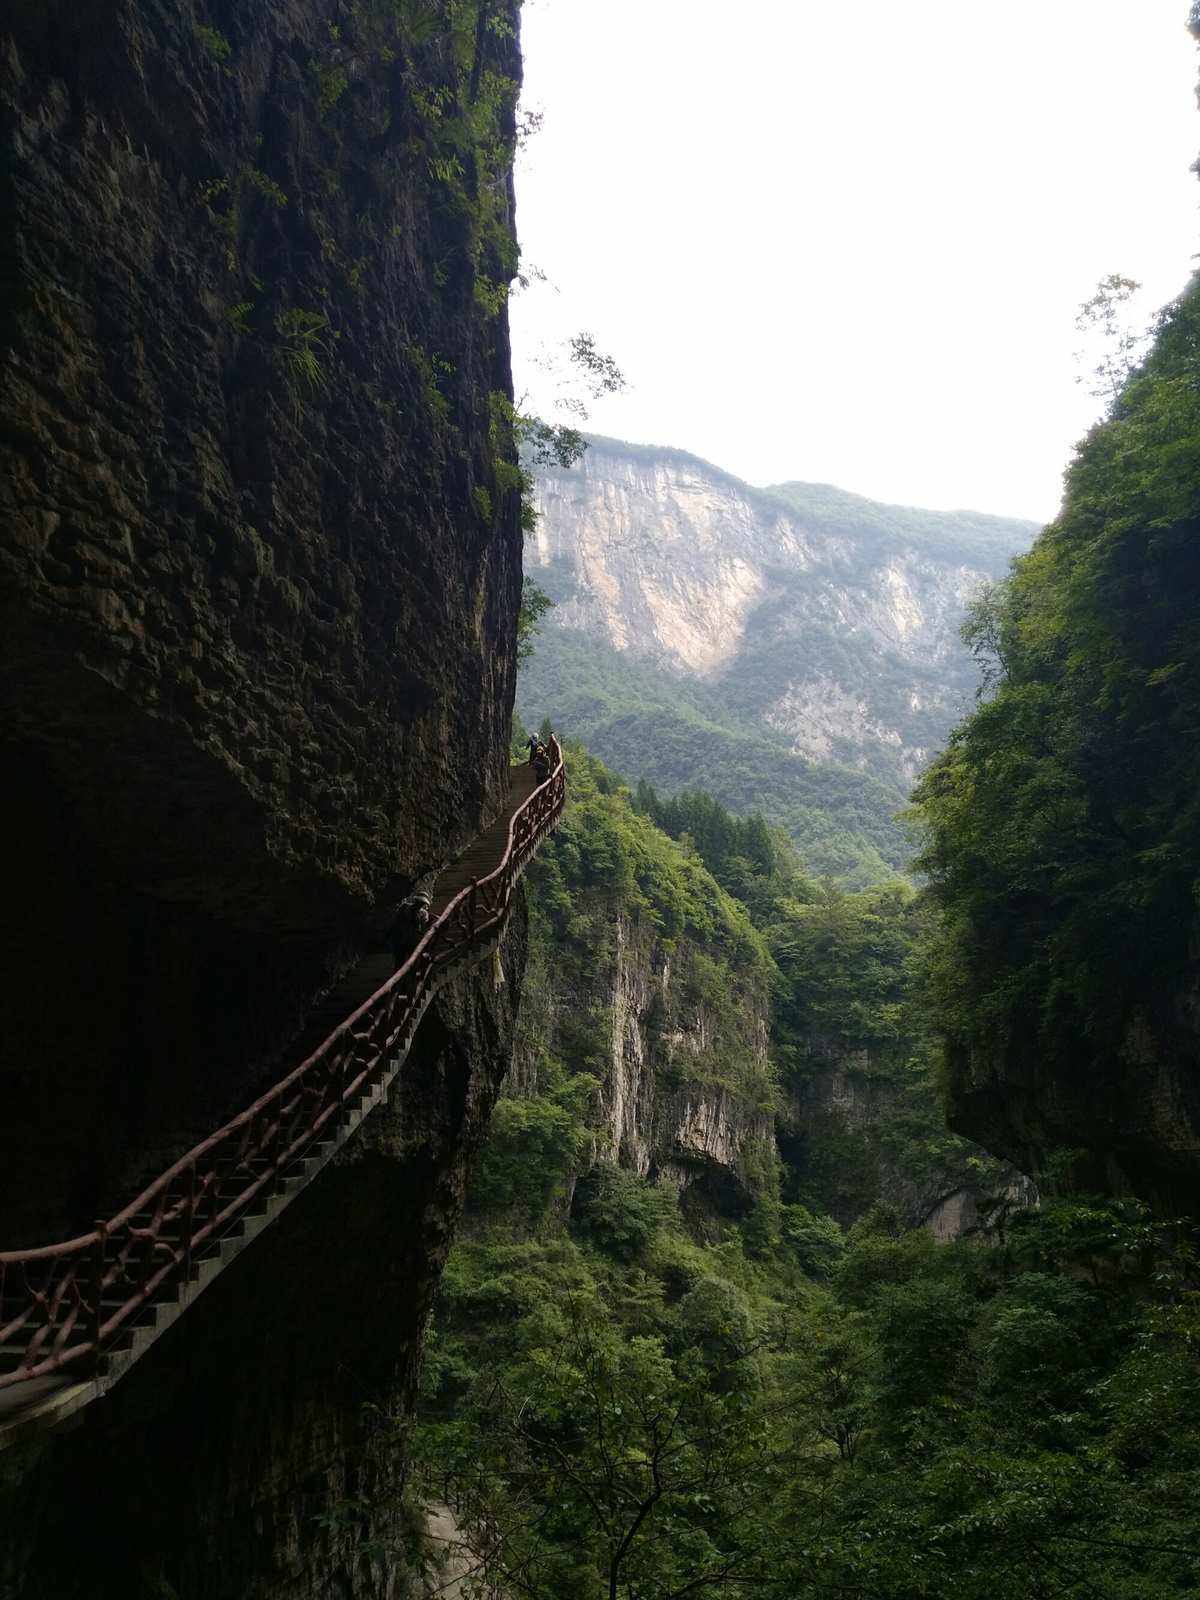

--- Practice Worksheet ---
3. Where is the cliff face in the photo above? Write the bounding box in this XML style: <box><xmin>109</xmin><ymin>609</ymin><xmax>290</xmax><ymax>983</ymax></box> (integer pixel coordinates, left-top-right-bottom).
<box><xmin>1</xmin><ymin>0</ymin><xmax>522</xmax><ymax>1227</ymax></box>
<box><xmin>515</xmin><ymin>902</ymin><xmax>776</xmax><ymax>1224</ymax></box>
<box><xmin>944</xmin><ymin>984</ymin><xmax>1200</xmax><ymax>1218</ymax></box>
<box><xmin>489</xmin><ymin>750</ymin><xmax>780</xmax><ymax>1235</ymax></box>
<box><xmin>778</xmin><ymin>1043</ymin><xmax>1032</xmax><ymax>1236</ymax></box>
<box><xmin>907</xmin><ymin>265</ymin><xmax>1200</xmax><ymax>1218</ymax></box>
<box><xmin>526</xmin><ymin>438</ymin><xmax>1036</xmax><ymax>788</ymax></box>
<box><xmin>1</xmin><ymin>920</ymin><xmax>526</xmax><ymax>1600</ymax></box>
<box><xmin>495</xmin><ymin>749</ymin><xmax>1014</xmax><ymax>1248</ymax></box>
<box><xmin>1</xmin><ymin>1</ymin><xmax>526</xmax><ymax>1594</ymax></box>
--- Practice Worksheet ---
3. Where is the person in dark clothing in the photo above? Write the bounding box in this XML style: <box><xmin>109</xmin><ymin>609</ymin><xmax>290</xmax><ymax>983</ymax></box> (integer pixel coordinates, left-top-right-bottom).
<box><xmin>532</xmin><ymin>744</ymin><xmax>551</xmax><ymax>783</ymax></box>
<box><xmin>525</xmin><ymin>732</ymin><xmax>541</xmax><ymax>765</ymax></box>
<box><xmin>387</xmin><ymin>873</ymin><xmax>435</xmax><ymax>969</ymax></box>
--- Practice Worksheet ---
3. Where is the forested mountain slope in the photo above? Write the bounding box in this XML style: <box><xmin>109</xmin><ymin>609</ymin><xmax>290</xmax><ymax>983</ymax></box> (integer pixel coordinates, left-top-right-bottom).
<box><xmin>405</xmin><ymin>743</ymin><xmax>1200</xmax><ymax>1600</ymax></box>
<box><xmin>493</xmin><ymin>739</ymin><xmax>1017</xmax><ymax>1235</ymax></box>
<box><xmin>519</xmin><ymin>437</ymin><xmax>1036</xmax><ymax>882</ymax></box>
<box><xmin>913</xmin><ymin>275</ymin><xmax>1200</xmax><ymax>1214</ymax></box>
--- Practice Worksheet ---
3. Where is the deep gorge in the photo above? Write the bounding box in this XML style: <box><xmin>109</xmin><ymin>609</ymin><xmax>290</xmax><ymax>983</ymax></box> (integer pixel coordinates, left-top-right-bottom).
<box><xmin>2</xmin><ymin>3</ymin><xmax>1199</xmax><ymax>1598</ymax></box>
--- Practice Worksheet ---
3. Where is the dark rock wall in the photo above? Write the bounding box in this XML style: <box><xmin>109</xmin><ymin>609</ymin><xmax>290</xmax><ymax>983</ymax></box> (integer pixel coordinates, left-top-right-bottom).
<box><xmin>0</xmin><ymin>0</ymin><xmax>527</xmax><ymax>1593</ymax></box>
<box><xmin>0</xmin><ymin>914</ymin><xmax>526</xmax><ymax>1600</ymax></box>
<box><xmin>777</xmin><ymin>1043</ymin><xmax>1031</xmax><ymax>1234</ymax></box>
<box><xmin>0</xmin><ymin>0</ymin><xmax>524</xmax><ymax>1235</ymax></box>
<box><xmin>945</xmin><ymin>981</ymin><xmax>1200</xmax><ymax>1218</ymax></box>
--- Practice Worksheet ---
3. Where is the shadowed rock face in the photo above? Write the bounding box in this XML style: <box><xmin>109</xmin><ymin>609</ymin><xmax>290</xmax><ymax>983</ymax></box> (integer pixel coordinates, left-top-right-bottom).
<box><xmin>0</xmin><ymin>0</ymin><xmax>522</xmax><ymax>1231</ymax></box>
<box><xmin>0</xmin><ymin>920</ymin><xmax>527</xmax><ymax>1600</ymax></box>
<box><xmin>0</xmin><ymin>1</ymin><xmax>525</xmax><ymax>1593</ymax></box>
<box><xmin>946</xmin><ymin>982</ymin><xmax>1200</xmax><ymax>1219</ymax></box>
<box><xmin>1</xmin><ymin>1</ymin><xmax>521</xmax><ymax>934</ymax></box>
<box><xmin>776</xmin><ymin>1046</ymin><xmax>1032</xmax><ymax>1234</ymax></box>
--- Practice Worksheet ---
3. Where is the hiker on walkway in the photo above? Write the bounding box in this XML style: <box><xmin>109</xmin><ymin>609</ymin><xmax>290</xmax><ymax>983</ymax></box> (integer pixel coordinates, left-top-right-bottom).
<box><xmin>525</xmin><ymin>731</ymin><xmax>541</xmax><ymax>765</ymax></box>
<box><xmin>388</xmin><ymin>870</ymin><xmax>437</xmax><ymax>969</ymax></box>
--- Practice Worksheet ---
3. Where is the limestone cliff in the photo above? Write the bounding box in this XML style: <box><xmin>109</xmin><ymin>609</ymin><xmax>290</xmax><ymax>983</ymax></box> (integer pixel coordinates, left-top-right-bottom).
<box><xmin>488</xmin><ymin>748</ymin><xmax>1011</xmax><ymax>1247</ymax></box>
<box><xmin>486</xmin><ymin>749</ymin><xmax>779</xmax><ymax>1234</ymax></box>
<box><xmin>524</xmin><ymin>436</ymin><xmax>1036</xmax><ymax>790</ymax></box>
<box><xmin>0</xmin><ymin>1</ymin><xmax>525</xmax><ymax>1594</ymax></box>
<box><xmin>514</xmin><ymin>902</ymin><xmax>776</xmax><ymax>1225</ymax></box>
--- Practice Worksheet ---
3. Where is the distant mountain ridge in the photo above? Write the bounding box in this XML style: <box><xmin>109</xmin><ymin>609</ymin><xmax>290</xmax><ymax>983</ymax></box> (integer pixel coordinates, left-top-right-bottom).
<box><xmin>519</xmin><ymin>435</ymin><xmax>1038</xmax><ymax>881</ymax></box>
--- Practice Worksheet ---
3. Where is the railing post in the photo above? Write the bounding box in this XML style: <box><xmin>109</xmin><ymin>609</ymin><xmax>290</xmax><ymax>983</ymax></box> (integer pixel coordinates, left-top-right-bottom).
<box><xmin>184</xmin><ymin>1161</ymin><xmax>196</xmax><ymax>1282</ymax></box>
<box><xmin>468</xmin><ymin>879</ymin><xmax>478</xmax><ymax>942</ymax></box>
<box><xmin>89</xmin><ymin>1222</ymin><xmax>108</xmax><ymax>1366</ymax></box>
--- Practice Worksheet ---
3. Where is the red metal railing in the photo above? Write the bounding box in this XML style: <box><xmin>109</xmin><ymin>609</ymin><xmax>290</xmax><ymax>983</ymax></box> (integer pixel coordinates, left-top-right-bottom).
<box><xmin>0</xmin><ymin>740</ymin><xmax>566</xmax><ymax>1393</ymax></box>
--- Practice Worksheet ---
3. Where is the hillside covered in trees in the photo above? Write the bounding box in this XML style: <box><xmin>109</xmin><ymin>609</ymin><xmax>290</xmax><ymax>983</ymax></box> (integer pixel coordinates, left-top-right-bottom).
<box><xmin>912</xmin><ymin>273</ymin><xmax>1200</xmax><ymax>1213</ymax></box>
<box><xmin>519</xmin><ymin>437</ymin><xmax>1036</xmax><ymax>883</ymax></box>
<box><xmin>403</xmin><ymin>738</ymin><xmax>1200</xmax><ymax>1600</ymax></box>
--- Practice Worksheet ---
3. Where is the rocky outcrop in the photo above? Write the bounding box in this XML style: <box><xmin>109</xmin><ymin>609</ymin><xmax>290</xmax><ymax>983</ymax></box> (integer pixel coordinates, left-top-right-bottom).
<box><xmin>0</xmin><ymin>1</ymin><xmax>526</xmax><ymax>1594</ymax></box>
<box><xmin>0</xmin><ymin>0</ymin><xmax>523</xmax><ymax>1226</ymax></box>
<box><xmin>514</xmin><ymin>901</ymin><xmax>776</xmax><ymax>1222</ymax></box>
<box><xmin>777</xmin><ymin>1042</ymin><xmax>1031</xmax><ymax>1234</ymax></box>
<box><xmin>599</xmin><ymin>913</ymin><xmax>773</xmax><ymax>1205</ymax></box>
<box><xmin>945</xmin><ymin>980</ymin><xmax>1200</xmax><ymax>1218</ymax></box>
<box><xmin>527</xmin><ymin>438</ymin><xmax>1036</xmax><ymax>787</ymax></box>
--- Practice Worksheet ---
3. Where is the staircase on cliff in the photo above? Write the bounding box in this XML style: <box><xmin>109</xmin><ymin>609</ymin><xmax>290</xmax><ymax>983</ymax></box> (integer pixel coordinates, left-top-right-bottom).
<box><xmin>0</xmin><ymin>750</ymin><xmax>562</xmax><ymax>1448</ymax></box>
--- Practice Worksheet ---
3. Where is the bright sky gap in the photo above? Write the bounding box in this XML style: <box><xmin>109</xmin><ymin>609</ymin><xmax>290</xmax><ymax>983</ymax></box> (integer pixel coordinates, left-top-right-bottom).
<box><xmin>511</xmin><ymin>0</ymin><xmax>1200</xmax><ymax>523</ymax></box>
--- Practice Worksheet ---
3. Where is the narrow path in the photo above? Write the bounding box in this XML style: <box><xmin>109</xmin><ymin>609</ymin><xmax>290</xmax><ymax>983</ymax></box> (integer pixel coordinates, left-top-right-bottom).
<box><xmin>0</xmin><ymin>751</ymin><xmax>562</xmax><ymax>1445</ymax></box>
<box><xmin>287</xmin><ymin>764</ymin><xmax>537</xmax><ymax>1071</ymax></box>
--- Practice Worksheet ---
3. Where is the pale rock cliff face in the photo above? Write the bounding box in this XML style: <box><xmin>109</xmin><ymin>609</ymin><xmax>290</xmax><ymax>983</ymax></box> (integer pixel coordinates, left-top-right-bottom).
<box><xmin>530</xmin><ymin>440</ymin><xmax>1035</xmax><ymax>786</ymax></box>
<box><xmin>516</xmin><ymin>904</ymin><xmax>775</xmax><ymax>1219</ymax></box>
<box><xmin>531</xmin><ymin>458</ymin><xmax>781</xmax><ymax>675</ymax></box>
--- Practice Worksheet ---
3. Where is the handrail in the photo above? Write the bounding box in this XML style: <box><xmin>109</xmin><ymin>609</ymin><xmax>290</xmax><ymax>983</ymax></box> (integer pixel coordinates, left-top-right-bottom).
<box><xmin>0</xmin><ymin>738</ymin><xmax>566</xmax><ymax>1392</ymax></box>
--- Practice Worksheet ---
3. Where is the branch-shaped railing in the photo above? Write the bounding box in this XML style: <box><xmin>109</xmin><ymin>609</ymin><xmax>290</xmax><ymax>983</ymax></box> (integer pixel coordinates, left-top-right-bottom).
<box><xmin>0</xmin><ymin>740</ymin><xmax>565</xmax><ymax>1394</ymax></box>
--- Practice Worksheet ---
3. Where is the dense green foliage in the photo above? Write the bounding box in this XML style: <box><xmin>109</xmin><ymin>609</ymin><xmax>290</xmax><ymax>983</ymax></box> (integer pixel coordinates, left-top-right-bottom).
<box><xmin>412</xmin><ymin>1189</ymin><xmax>1200</xmax><ymax>1599</ymax></box>
<box><xmin>502</xmin><ymin>743</ymin><xmax>1003</xmax><ymax>1229</ymax></box>
<box><xmin>519</xmin><ymin>635</ymin><xmax>908</xmax><ymax>886</ymax></box>
<box><xmin>396</xmin><ymin>732</ymin><xmax>1200</xmax><ymax>1597</ymax></box>
<box><xmin>911</xmin><ymin>277</ymin><xmax>1200</xmax><ymax>1160</ymax></box>
<box><xmin>474</xmin><ymin>736</ymin><xmax>782</xmax><ymax>1253</ymax></box>
<box><xmin>623</xmin><ymin>777</ymin><xmax>1008</xmax><ymax>1221</ymax></box>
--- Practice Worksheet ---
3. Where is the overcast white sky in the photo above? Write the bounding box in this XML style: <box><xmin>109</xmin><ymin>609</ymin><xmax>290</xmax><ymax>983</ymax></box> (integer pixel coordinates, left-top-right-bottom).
<box><xmin>509</xmin><ymin>0</ymin><xmax>1200</xmax><ymax>523</ymax></box>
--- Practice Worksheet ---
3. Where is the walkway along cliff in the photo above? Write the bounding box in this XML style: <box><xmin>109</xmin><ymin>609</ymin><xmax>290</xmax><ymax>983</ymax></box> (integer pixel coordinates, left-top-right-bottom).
<box><xmin>0</xmin><ymin>0</ymin><xmax>532</xmax><ymax>1593</ymax></box>
<box><xmin>0</xmin><ymin>743</ymin><xmax>565</xmax><ymax>1443</ymax></box>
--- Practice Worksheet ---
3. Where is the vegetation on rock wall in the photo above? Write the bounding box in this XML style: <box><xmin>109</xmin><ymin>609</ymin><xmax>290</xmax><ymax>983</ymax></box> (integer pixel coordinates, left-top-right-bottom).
<box><xmin>911</xmin><ymin>274</ymin><xmax>1200</xmax><ymax>1208</ymax></box>
<box><xmin>520</xmin><ymin>636</ymin><xmax>908</xmax><ymax>885</ymax></box>
<box><xmin>0</xmin><ymin>3</ymin><xmax>531</xmax><ymax>1596</ymax></box>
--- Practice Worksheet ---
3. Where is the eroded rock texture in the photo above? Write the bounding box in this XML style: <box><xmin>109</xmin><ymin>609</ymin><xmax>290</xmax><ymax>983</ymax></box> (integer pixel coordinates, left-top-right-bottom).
<box><xmin>511</xmin><ymin>900</ymin><xmax>777</xmax><ymax>1230</ymax></box>
<box><xmin>526</xmin><ymin>438</ymin><xmax>1036</xmax><ymax>786</ymax></box>
<box><xmin>0</xmin><ymin>0</ymin><xmax>525</xmax><ymax>1593</ymax></box>
<box><xmin>945</xmin><ymin>989</ymin><xmax>1200</xmax><ymax>1218</ymax></box>
<box><xmin>777</xmin><ymin>1045</ymin><xmax>1032</xmax><ymax>1235</ymax></box>
<box><xmin>0</xmin><ymin>0</ymin><xmax>522</xmax><ymax>1229</ymax></box>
